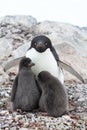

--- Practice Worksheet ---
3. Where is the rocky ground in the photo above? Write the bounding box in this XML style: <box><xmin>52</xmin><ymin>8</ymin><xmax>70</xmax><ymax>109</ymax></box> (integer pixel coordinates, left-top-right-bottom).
<box><xmin>0</xmin><ymin>69</ymin><xmax>87</xmax><ymax>130</ymax></box>
<box><xmin>0</xmin><ymin>15</ymin><xmax>87</xmax><ymax>130</ymax></box>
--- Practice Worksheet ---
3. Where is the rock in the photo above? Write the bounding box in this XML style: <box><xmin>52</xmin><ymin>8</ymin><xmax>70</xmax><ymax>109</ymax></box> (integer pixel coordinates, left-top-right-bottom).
<box><xmin>14</xmin><ymin>115</ymin><xmax>22</xmax><ymax>122</ymax></box>
<box><xmin>10</xmin><ymin>127</ymin><xmax>17</xmax><ymax>130</ymax></box>
<box><xmin>0</xmin><ymin>15</ymin><xmax>37</xmax><ymax>61</ymax></box>
<box><xmin>1</xmin><ymin>124</ymin><xmax>9</xmax><ymax>129</ymax></box>
<box><xmin>19</xmin><ymin>128</ymin><xmax>28</xmax><ymax>130</ymax></box>
<box><xmin>0</xmin><ymin>15</ymin><xmax>37</xmax><ymax>27</ymax></box>
<box><xmin>32</xmin><ymin>21</ymin><xmax>87</xmax><ymax>56</ymax></box>
<box><xmin>0</xmin><ymin>38</ymin><xmax>13</xmax><ymax>59</ymax></box>
<box><xmin>54</xmin><ymin>43</ymin><xmax>87</xmax><ymax>81</ymax></box>
<box><xmin>12</xmin><ymin>42</ymin><xmax>30</xmax><ymax>58</ymax></box>
<box><xmin>0</xmin><ymin>110</ymin><xmax>9</xmax><ymax>115</ymax></box>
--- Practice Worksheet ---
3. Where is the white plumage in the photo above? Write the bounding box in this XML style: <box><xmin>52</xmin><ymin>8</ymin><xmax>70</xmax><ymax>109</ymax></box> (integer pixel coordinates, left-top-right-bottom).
<box><xmin>26</xmin><ymin>48</ymin><xmax>64</xmax><ymax>84</ymax></box>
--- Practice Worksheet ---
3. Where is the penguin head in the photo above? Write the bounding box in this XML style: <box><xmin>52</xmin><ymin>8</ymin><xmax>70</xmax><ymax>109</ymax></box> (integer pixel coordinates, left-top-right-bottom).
<box><xmin>19</xmin><ymin>57</ymin><xmax>35</xmax><ymax>70</ymax></box>
<box><xmin>30</xmin><ymin>35</ymin><xmax>52</xmax><ymax>53</ymax></box>
<box><xmin>38</xmin><ymin>71</ymin><xmax>51</xmax><ymax>82</ymax></box>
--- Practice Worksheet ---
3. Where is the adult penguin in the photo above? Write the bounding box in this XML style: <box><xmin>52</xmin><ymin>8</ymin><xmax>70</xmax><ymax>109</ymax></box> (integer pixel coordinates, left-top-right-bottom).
<box><xmin>26</xmin><ymin>35</ymin><xmax>84</xmax><ymax>83</ymax></box>
<box><xmin>4</xmin><ymin>35</ymin><xmax>84</xmax><ymax>83</ymax></box>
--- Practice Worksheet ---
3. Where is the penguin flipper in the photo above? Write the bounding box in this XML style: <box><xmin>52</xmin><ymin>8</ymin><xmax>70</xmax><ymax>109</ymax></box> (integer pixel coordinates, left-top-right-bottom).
<box><xmin>4</xmin><ymin>56</ymin><xmax>25</xmax><ymax>72</ymax></box>
<box><xmin>58</xmin><ymin>60</ymin><xmax>85</xmax><ymax>83</ymax></box>
<box><xmin>51</xmin><ymin>46</ymin><xmax>59</xmax><ymax>61</ymax></box>
<box><xmin>11</xmin><ymin>75</ymin><xmax>18</xmax><ymax>101</ymax></box>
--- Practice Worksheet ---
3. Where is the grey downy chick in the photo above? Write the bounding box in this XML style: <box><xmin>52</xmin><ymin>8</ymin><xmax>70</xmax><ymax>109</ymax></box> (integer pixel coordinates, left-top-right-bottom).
<box><xmin>11</xmin><ymin>57</ymin><xmax>40</xmax><ymax>112</ymax></box>
<box><xmin>38</xmin><ymin>71</ymin><xmax>68</xmax><ymax>117</ymax></box>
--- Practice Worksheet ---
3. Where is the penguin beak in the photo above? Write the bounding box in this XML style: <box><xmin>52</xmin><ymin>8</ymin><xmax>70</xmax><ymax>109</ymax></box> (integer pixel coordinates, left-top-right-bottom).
<box><xmin>28</xmin><ymin>62</ymin><xmax>35</xmax><ymax>67</ymax></box>
<box><xmin>36</xmin><ymin>42</ymin><xmax>46</xmax><ymax>52</ymax></box>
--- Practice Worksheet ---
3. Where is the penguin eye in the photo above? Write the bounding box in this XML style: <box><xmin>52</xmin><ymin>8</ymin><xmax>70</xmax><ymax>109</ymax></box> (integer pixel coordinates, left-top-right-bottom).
<box><xmin>34</xmin><ymin>43</ymin><xmax>37</xmax><ymax>46</ymax></box>
<box><xmin>45</xmin><ymin>42</ymin><xmax>48</xmax><ymax>46</ymax></box>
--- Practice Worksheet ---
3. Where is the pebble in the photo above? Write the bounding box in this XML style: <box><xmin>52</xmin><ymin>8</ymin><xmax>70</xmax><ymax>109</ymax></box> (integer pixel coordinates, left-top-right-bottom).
<box><xmin>19</xmin><ymin>128</ymin><xmax>29</xmax><ymax>130</ymax></box>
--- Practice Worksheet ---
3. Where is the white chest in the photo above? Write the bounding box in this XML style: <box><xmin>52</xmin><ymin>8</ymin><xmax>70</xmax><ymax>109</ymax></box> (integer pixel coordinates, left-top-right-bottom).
<box><xmin>26</xmin><ymin>48</ymin><xmax>64</xmax><ymax>83</ymax></box>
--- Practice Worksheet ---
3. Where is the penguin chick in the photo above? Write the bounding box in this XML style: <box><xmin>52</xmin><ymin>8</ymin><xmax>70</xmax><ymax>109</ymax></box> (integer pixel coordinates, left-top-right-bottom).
<box><xmin>11</xmin><ymin>57</ymin><xmax>40</xmax><ymax>112</ymax></box>
<box><xmin>38</xmin><ymin>71</ymin><xmax>68</xmax><ymax>117</ymax></box>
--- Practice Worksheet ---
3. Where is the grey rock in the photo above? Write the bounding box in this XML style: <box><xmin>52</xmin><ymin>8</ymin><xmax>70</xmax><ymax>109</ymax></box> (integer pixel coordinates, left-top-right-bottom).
<box><xmin>0</xmin><ymin>38</ymin><xmax>13</xmax><ymax>59</ymax></box>
<box><xmin>33</xmin><ymin>21</ymin><xmax>87</xmax><ymax>56</ymax></box>
<box><xmin>0</xmin><ymin>16</ymin><xmax>37</xmax><ymax>61</ymax></box>
<box><xmin>54</xmin><ymin>43</ymin><xmax>87</xmax><ymax>80</ymax></box>
<box><xmin>12</xmin><ymin>42</ymin><xmax>30</xmax><ymax>58</ymax></box>
<box><xmin>10</xmin><ymin>127</ymin><xmax>17</xmax><ymax>130</ymax></box>
<box><xmin>0</xmin><ymin>15</ymin><xmax>37</xmax><ymax>27</ymax></box>
<box><xmin>19</xmin><ymin>128</ymin><xmax>28</xmax><ymax>130</ymax></box>
<box><xmin>1</xmin><ymin>124</ymin><xmax>9</xmax><ymax>129</ymax></box>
